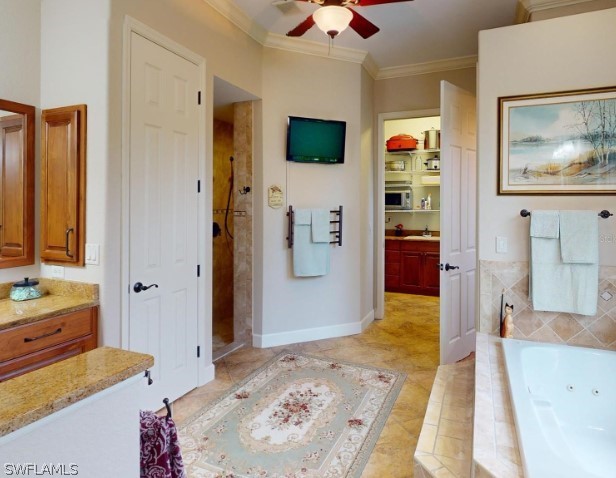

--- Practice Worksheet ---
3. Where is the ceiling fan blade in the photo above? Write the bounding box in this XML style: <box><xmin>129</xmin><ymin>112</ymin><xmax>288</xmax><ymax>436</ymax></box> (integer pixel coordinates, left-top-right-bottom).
<box><xmin>351</xmin><ymin>0</ymin><xmax>411</xmax><ymax>6</ymax></box>
<box><xmin>286</xmin><ymin>15</ymin><xmax>316</xmax><ymax>37</ymax></box>
<box><xmin>349</xmin><ymin>9</ymin><xmax>380</xmax><ymax>39</ymax></box>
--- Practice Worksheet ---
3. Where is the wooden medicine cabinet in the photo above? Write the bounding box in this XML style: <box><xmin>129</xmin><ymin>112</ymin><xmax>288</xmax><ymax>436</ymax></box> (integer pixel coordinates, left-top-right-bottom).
<box><xmin>41</xmin><ymin>104</ymin><xmax>86</xmax><ymax>266</ymax></box>
<box><xmin>0</xmin><ymin>99</ymin><xmax>35</xmax><ymax>269</ymax></box>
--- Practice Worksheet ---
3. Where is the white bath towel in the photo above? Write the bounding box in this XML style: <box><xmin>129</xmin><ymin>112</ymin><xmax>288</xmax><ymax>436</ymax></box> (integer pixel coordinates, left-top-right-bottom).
<box><xmin>292</xmin><ymin>208</ymin><xmax>330</xmax><ymax>277</ymax></box>
<box><xmin>530</xmin><ymin>210</ymin><xmax>598</xmax><ymax>316</ymax></box>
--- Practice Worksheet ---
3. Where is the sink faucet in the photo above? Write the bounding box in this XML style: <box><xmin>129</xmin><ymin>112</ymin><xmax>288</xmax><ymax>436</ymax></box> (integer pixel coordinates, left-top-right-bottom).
<box><xmin>423</xmin><ymin>226</ymin><xmax>431</xmax><ymax>237</ymax></box>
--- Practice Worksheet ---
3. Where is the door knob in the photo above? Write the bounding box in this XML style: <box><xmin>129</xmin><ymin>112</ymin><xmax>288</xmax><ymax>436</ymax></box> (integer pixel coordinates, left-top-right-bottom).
<box><xmin>133</xmin><ymin>282</ymin><xmax>159</xmax><ymax>293</ymax></box>
<box><xmin>442</xmin><ymin>263</ymin><xmax>459</xmax><ymax>271</ymax></box>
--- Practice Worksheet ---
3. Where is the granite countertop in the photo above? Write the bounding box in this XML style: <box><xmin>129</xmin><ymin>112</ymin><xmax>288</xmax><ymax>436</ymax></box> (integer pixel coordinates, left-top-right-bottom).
<box><xmin>385</xmin><ymin>235</ymin><xmax>440</xmax><ymax>242</ymax></box>
<box><xmin>385</xmin><ymin>230</ymin><xmax>441</xmax><ymax>242</ymax></box>
<box><xmin>0</xmin><ymin>278</ymin><xmax>99</xmax><ymax>331</ymax></box>
<box><xmin>0</xmin><ymin>347</ymin><xmax>154</xmax><ymax>438</ymax></box>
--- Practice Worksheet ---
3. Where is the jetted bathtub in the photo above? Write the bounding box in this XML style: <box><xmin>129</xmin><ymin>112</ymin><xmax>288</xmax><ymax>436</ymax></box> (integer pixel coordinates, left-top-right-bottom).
<box><xmin>502</xmin><ymin>338</ymin><xmax>616</xmax><ymax>478</ymax></box>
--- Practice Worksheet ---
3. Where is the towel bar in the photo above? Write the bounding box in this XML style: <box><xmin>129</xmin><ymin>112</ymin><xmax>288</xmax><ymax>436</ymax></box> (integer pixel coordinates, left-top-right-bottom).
<box><xmin>286</xmin><ymin>205</ymin><xmax>343</xmax><ymax>248</ymax></box>
<box><xmin>520</xmin><ymin>209</ymin><xmax>612</xmax><ymax>219</ymax></box>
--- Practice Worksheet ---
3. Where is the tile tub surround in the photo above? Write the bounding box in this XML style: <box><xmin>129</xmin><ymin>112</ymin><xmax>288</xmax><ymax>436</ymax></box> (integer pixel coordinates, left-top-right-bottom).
<box><xmin>0</xmin><ymin>346</ymin><xmax>153</xmax><ymax>437</ymax></box>
<box><xmin>473</xmin><ymin>333</ymin><xmax>522</xmax><ymax>478</ymax></box>
<box><xmin>0</xmin><ymin>279</ymin><xmax>99</xmax><ymax>330</ymax></box>
<box><xmin>479</xmin><ymin>261</ymin><xmax>616</xmax><ymax>350</ymax></box>
<box><xmin>414</xmin><ymin>360</ymin><xmax>475</xmax><ymax>478</ymax></box>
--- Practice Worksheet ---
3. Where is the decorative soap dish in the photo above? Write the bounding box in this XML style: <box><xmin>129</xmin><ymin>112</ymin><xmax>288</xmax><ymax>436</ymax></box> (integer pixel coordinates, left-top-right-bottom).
<box><xmin>10</xmin><ymin>277</ymin><xmax>44</xmax><ymax>302</ymax></box>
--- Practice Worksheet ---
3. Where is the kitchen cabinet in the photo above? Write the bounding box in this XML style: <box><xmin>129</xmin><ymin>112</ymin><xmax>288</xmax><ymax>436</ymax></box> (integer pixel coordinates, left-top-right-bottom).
<box><xmin>0</xmin><ymin>306</ymin><xmax>98</xmax><ymax>382</ymax></box>
<box><xmin>40</xmin><ymin>104</ymin><xmax>86</xmax><ymax>266</ymax></box>
<box><xmin>385</xmin><ymin>239</ymin><xmax>439</xmax><ymax>296</ymax></box>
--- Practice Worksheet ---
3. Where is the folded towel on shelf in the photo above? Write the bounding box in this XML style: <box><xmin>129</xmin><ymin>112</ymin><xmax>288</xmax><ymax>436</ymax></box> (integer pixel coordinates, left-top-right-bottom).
<box><xmin>529</xmin><ymin>210</ymin><xmax>598</xmax><ymax>316</ymax></box>
<box><xmin>311</xmin><ymin>209</ymin><xmax>331</xmax><ymax>243</ymax></box>
<box><xmin>140</xmin><ymin>410</ymin><xmax>186</xmax><ymax>478</ymax></box>
<box><xmin>293</xmin><ymin>208</ymin><xmax>330</xmax><ymax>277</ymax></box>
<box><xmin>560</xmin><ymin>210</ymin><xmax>599</xmax><ymax>264</ymax></box>
<box><xmin>530</xmin><ymin>210</ymin><xmax>560</xmax><ymax>238</ymax></box>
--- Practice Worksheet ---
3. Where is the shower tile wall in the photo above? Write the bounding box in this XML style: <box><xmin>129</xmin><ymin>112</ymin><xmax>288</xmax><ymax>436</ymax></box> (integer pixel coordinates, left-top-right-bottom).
<box><xmin>213</xmin><ymin>119</ymin><xmax>234</xmax><ymax>348</ymax></box>
<box><xmin>233</xmin><ymin>101</ymin><xmax>253</xmax><ymax>344</ymax></box>
<box><xmin>479</xmin><ymin>260</ymin><xmax>616</xmax><ymax>350</ymax></box>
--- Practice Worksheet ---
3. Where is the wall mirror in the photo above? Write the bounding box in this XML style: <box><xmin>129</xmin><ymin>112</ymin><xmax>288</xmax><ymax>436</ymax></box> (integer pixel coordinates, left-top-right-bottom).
<box><xmin>0</xmin><ymin>99</ymin><xmax>34</xmax><ymax>268</ymax></box>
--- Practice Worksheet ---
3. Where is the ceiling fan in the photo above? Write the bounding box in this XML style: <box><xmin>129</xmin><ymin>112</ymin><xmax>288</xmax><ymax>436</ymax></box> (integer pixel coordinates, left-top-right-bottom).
<box><xmin>284</xmin><ymin>0</ymin><xmax>412</xmax><ymax>39</ymax></box>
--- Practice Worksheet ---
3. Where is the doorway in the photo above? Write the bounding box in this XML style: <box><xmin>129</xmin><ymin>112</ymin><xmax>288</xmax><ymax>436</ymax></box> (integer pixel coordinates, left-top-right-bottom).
<box><xmin>212</xmin><ymin>77</ymin><xmax>259</xmax><ymax>359</ymax></box>
<box><xmin>125</xmin><ymin>28</ymin><xmax>205</xmax><ymax>411</ymax></box>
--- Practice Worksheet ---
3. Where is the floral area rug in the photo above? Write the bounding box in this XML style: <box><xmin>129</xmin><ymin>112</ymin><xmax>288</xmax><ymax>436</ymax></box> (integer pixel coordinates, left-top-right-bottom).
<box><xmin>179</xmin><ymin>352</ymin><xmax>406</xmax><ymax>478</ymax></box>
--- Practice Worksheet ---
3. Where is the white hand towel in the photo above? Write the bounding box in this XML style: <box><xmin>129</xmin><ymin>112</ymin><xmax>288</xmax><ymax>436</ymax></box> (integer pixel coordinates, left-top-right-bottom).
<box><xmin>530</xmin><ymin>210</ymin><xmax>559</xmax><ymax>238</ymax></box>
<box><xmin>560</xmin><ymin>211</ymin><xmax>598</xmax><ymax>264</ymax></box>
<box><xmin>311</xmin><ymin>209</ymin><xmax>330</xmax><ymax>243</ymax></box>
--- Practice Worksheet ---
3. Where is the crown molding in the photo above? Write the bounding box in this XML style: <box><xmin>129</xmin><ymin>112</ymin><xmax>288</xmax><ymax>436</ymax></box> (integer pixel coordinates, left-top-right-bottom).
<box><xmin>264</xmin><ymin>32</ymin><xmax>369</xmax><ymax>64</ymax></box>
<box><xmin>515</xmin><ymin>0</ymin><xmax>598</xmax><ymax>22</ymax></box>
<box><xmin>203</xmin><ymin>0</ymin><xmax>477</xmax><ymax>80</ymax></box>
<box><xmin>375</xmin><ymin>55</ymin><xmax>478</xmax><ymax>80</ymax></box>
<box><xmin>203</xmin><ymin>0</ymin><xmax>268</xmax><ymax>44</ymax></box>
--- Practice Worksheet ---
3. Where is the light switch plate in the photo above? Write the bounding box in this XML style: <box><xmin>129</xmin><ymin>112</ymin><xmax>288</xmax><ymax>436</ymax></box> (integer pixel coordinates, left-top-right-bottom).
<box><xmin>85</xmin><ymin>243</ymin><xmax>100</xmax><ymax>265</ymax></box>
<box><xmin>496</xmin><ymin>236</ymin><xmax>508</xmax><ymax>254</ymax></box>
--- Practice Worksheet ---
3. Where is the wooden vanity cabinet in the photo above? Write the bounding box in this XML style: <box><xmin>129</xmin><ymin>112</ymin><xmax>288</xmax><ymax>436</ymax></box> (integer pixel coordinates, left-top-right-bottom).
<box><xmin>40</xmin><ymin>105</ymin><xmax>86</xmax><ymax>266</ymax></box>
<box><xmin>0</xmin><ymin>306</ymin><xmax>98</xmax><ymax>382</ymax></box>
<box><xmin>0</xmin><ymin>99</ymin><xmax>35</xmax><ymax>269</ymax></box>
<box><xmin>385</xmin><ymin>239</ymin><xmax>440</xmax><ymax>296</ymax></box>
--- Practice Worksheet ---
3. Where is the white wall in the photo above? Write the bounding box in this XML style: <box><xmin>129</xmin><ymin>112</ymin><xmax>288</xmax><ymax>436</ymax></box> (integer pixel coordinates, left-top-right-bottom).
<box><xmin>477</xmin><ymin>8</ymin><xmax>616</xmax><ymax>266</ymax></box>
<box><xmin>256</xmin><ymin>48</ymin><xmax>367</xmax><ymax>345</ymax></box>
<box><xmin>360</xmin><ymin>67</ymin><xmax>375</xmax><ymax>323</ymax></box>
<box><xmin>374</xmin><ymin>67</ymin><xmax>476</xmax><ymax>115</ymax></box>
<box><xmin>39</xmin><ymin>0</ymin><xmax>111</xmax><ymax>302</ymax></box>
<box><xmin>0</xmin><ymin>0</ymin><xmax>40</xmax><ymax>283</ymax></box>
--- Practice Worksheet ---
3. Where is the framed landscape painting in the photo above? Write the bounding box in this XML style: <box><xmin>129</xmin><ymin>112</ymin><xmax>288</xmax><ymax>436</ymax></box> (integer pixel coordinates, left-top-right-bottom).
<box><xmin>499</xmin><ymin>86</ymin><xmax>616</xmax><ymax>194</ymax></box>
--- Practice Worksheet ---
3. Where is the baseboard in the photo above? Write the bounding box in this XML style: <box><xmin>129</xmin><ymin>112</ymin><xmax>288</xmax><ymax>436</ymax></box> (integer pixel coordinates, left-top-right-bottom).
<box><xmin>198</xmin><ymin>362</ymin><xmax>215</xmax><ymax>387</ymax></box>
<box><xmin>361</xmin><ymin>309</ymin><xmax>375</xmax><ymax>330</ymax></box>
<box><xmin>253</xmin><ymin>319</ymin><xmax>369</xmax><ymax>348</ymax></box>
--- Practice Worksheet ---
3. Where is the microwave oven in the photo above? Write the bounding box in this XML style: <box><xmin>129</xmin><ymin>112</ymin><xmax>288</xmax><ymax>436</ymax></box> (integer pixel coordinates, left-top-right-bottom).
<box><xmin>385</xmin><ymin>182</ymin><xmax>412</xmax><ymax>210</ymax></box>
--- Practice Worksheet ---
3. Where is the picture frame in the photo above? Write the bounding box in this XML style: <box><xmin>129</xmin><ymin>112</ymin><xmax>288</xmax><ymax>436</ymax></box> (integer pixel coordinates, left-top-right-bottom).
<box><xmin>498</xmin><ymin>86</ymin><xmax>616</xmax><ymax>194</ymax></box>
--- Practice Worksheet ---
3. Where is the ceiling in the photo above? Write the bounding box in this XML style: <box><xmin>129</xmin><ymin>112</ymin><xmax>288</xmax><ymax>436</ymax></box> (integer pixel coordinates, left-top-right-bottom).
<box><xmin>208</xmin><ymin>0</ymin><xmax>519</xmax><ymax>73</ymax></box>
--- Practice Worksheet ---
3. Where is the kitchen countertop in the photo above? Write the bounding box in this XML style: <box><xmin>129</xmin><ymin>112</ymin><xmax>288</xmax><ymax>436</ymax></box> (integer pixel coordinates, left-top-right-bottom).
<box><xmin>0</xmin><ymin>347</ymin><xmax>154</xmax><ymax>438</ymax></box>
<box><xmin>385</xmin><ymin>235</ymin><xmax>440</xmax><ymax>242</ymax></box>
<box><xmin>0</xmin><ymin>278</ymin><xmax>99</xmax><ymax>331</ymax></box>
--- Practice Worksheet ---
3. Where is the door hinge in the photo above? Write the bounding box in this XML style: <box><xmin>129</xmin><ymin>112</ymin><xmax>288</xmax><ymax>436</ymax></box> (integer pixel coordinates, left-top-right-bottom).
<box><xmin>197</xmin><ymin>345</ymin><xmax>201</xmax><ymax>358</ymax></box>
<box><xmin>197</xmin><ymin>179</ymin><xmax>201</xmax><ymax>193</ymax></box>
<box><xmin>197</xmin><ymin>264</ymin><xmax>201</xmax><ymax>277</ymax></box>
<box><xmin>197</xmin><ymin>91</ymin><xmax>202</xmax><ymax>105</ymax></box>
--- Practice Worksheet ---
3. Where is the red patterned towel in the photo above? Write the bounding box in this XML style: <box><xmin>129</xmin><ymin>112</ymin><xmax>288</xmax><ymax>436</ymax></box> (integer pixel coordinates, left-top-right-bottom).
<box><xmin>140</xmin><ymin>410</ymin><xmax>186</xmax><ymax>478</ymax></box>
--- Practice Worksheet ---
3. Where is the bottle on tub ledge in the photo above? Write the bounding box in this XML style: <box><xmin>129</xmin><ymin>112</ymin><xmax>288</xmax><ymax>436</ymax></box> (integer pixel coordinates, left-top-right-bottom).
<box><xmin>500</xmin><ymin>303</ymin><xmax>514</xmax><ymax>338</ymax></box>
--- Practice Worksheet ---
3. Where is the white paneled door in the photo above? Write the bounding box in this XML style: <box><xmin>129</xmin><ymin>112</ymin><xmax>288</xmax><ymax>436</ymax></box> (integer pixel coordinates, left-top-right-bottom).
<box><xmin>439</xmin><ymin>81</ymin><xmax>477</xmax><ymax>364</ymax></box>
<box><xmin>128</xmin><ymin>32</ymin><xmax>200</xmax><ymax>409</ymax></box>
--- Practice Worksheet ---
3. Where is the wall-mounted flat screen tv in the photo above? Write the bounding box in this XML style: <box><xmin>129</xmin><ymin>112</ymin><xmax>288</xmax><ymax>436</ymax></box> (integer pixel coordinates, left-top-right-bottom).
<box><xmin>286</xmin><ymin>116</ymin><xmax>346</xmax><ymax>164</ymax></box>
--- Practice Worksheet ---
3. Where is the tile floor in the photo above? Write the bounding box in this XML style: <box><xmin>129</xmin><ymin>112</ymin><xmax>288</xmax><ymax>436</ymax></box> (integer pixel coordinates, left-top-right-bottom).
<box><xmin>173</xmin><ymin>292</ymin><xmax>440</xmax><ymax>477</ymax></box>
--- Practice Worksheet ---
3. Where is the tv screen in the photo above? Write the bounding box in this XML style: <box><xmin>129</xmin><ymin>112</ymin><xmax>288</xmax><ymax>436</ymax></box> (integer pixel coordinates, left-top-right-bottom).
<box><xmin>286</xmin><ymin>116</ymin><xmax>346</xmax><ymax>164</ymax></box>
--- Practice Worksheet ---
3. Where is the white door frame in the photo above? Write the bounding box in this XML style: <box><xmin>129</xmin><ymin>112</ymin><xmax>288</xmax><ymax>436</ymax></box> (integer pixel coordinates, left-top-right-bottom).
<box><xmin>121</xmin><ymin>16</ymin><xmax>212</xmax><ymax>386</ymax></box>
<box><xmin>375</xmin><ymin>108</ymin><xmax>440</xmax><ymax>320</ymax></box>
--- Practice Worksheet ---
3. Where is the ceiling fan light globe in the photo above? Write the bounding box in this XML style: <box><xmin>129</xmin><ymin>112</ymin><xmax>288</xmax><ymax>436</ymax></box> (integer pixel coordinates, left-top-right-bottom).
<box><xmin>313</xmin><ymin>6</ymin><xmax>352</xmax><ymax>37</ymax></box>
